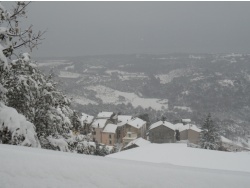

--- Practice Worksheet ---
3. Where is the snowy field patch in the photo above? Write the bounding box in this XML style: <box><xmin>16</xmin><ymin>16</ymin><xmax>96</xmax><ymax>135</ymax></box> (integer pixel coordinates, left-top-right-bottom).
<box><xmin>58</xmin><ymin>71</ymin><xmax>80</xmax><ymax>78</ymax></box>
<box><xmin>218</xmin><ymin>79</ymin><xmax>235</xmax><ymax>87</ymax></box>
<box><xmin>86</xmin><ymin>85</ymin><xmax>168</xmax><ymax>110</ymax></box>
<box><xmin>155</xmin><ymin>69</ymin><xmax>188</xmax><ymax>84</ymax></box>
<box><xmin>174</xmin><ymin>106</ymin><xmax>193</xmax><ymax>112</ymax></box>
<box><xmin>106</xmin><ymin>70</ymin><xmax>148</xmax><ymax>81</ymax></box>
<box><xmin>65</xmin><ymin>65</ymin><xmax>74</xmax><ymax>70</ymax></box>
<box><xmin>37</xmin><ymin>60</ymin><xmax>71</xmax><ymax>67</ymax></box>
<box><xmin>73</xmin><ymin>96</ymin><xmax>98</xmax><ymax>105</ymax></box>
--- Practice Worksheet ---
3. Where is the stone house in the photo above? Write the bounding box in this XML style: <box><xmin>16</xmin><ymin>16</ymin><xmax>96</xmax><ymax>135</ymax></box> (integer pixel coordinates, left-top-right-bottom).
<box><xmin>122</xmin><ymin>117</ymin><xmax>147</xmax><ymax>146</ymax></box>
<box><xmin>176</xmin><ymin>123</ymin><xmax>202</xmax><ymax>145</ymax></box>
<box><xmin>91</xmin><ymin>119</ymin><xmax>110</xmax><ymax>143</ymax></box>
<box><xmin>116</xmin><ymin>115</ymin><xmax>133</xmax><ymax>143</ymax></box>
<box><xmin>122</xmin><ymin>132</ymin><xmax>138</xmax><ymax>147</ymax></box>
<box><xmin>149</xmin><ymin>121</ymin><xmax>176</xmax><ymax>143</ymax></box>
<box><xmin>101</xmin><ymin>124</ymin><xmax>118</xmax><ymax>146</ymax></box>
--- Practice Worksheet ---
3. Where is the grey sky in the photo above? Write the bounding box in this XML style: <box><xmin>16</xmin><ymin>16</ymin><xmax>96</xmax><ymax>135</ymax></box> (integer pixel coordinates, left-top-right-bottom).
<box><xmin>6</xmin><ymin>1</ymin><xmax>250</xmax><ymax>57</ymax></box>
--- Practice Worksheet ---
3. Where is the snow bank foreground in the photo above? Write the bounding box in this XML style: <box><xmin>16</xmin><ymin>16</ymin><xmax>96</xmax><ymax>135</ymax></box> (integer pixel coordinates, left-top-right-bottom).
<box><xmin>0</xmin><ymin>144</ymin><xmax>250</xmax><ymax>188</ymax></box>
<box><xmin>108</xmin><ymin>143</ymin><xmax>250</xmax><ymax>173</ymax></box>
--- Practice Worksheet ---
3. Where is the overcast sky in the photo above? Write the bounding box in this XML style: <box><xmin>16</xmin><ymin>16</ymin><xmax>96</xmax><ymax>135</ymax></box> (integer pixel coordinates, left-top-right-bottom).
<box><xmin>5</xmin><ymin>1</ymin><xmax>250</xmax><ymax>57</ymax></box>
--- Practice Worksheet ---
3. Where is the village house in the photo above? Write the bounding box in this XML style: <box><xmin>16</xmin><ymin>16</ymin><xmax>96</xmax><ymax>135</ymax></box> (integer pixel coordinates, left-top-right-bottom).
<box><xmin>96</xmin><ymin>111</ymin><xmax>117</xmax><ymax>124</ymax></box>
<box><xmin>122</xmin><ymin>117</ymin><xmax>147</xmax><ymax>146</ymax></box>
<box><xmin>91</xmin><ymin>119</ymin><xmax>110</xmax><ymax>143</ymax></box>
<box><xmin>101</xmin><ymin>124</ymin><xmax>118</xmax><ymax>146</ymax></box>
<box><xmin>149</xmin><ymin>121</ymin><xmax>176</xmax><ymax>143</ymax></box>
<box><xmin>79</xmin><ymin>113</ymin><xmax>94</xmax><ymax>134</ymax></box>
<box><xmin>122</xmin><ymin>132</ymin><xmax>137</xmax><ymax>147</ymax></box>
<box><xmin>175</xmin><ymin>123</ymin><xmax>202</xmax><ymax>145</ymax></box>
<box><xmin>116</xmin><ymin>115</ymin><xmax>133</xmax><ymax>143</ymax></box>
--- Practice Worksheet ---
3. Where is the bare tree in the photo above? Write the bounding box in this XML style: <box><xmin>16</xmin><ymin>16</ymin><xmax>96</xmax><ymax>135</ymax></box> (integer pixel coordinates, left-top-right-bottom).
<box><xmin>0</xmin><ymin>1</ymin><xmax>45</xmax><ymax>59</ymax></box>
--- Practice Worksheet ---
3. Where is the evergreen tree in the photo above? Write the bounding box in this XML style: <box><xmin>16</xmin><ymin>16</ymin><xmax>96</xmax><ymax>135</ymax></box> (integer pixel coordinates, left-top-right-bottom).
<box><xmin>0</xmin><ymin>2</ymin><xmax>75</xmax><ymax>150</ymax></box>
<box><xmin>71</xmin><ymin>111</ymin><xmax>81</xmax><ymax>134</ymax></box>
<box><xmin>200</xmin><ymin>113</ymin><xmax>221</xmax><ymax>150</ymax></box>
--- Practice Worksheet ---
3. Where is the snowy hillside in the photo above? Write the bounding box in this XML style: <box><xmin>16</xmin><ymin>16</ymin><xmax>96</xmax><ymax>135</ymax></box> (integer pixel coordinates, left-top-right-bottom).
<box><xmin>37</xmin><ymin>54</ymin><xmax>250</xmax><ymax>143</ymax></box>
<box><xmin>1</xmin><ymin>144</ymin><xmax>250</xmax><ymax>188</ymax></box>
<box><xmin>86</xmin><ymin>85</ymin><xmax>168</xmax><ymax>110</ymax></box>
<box><xmin>109</xmin><ymin>143</ymin><xmax>250</xmax><ymax>172</ymax></box>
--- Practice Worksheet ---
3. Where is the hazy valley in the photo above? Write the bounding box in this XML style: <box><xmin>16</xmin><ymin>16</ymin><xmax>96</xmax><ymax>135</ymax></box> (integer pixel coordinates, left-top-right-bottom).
<box><xmin>37</xmin><ymin>53</ymin><xmax>250</xmax><ymax>142</ymax></box>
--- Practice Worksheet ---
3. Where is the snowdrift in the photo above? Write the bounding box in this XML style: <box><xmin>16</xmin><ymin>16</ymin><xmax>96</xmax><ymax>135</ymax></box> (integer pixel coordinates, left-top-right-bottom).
<box><xmin>109</xmin><ymin>143</ymin><xmax>250</xmax><ymax>172</ymax></box>
<box><xmin>0</xmin><ymin>144</ymin><xmax>250</xmax><ymax>188</ymax></box>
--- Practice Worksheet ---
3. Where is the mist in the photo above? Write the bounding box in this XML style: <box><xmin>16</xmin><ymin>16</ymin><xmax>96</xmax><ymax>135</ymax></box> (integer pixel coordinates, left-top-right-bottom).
<box><xmin>5</xmin><ymin>1</ymin><xmax>250</xmax><ymax>57</ymax></box>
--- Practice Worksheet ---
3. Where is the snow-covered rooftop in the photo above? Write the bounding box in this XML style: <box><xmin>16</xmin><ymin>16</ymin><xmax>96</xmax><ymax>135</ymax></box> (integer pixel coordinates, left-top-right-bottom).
<box><xmin>97</xmin><ymin>112</ymin><xmax>114</xmax><ymax>119</ymax></box>
<box><xmin>91</xmin><ymin>119</ymin><xmax>108</xmax><ymax>129</ymax></box>
<box><xmin>182</xmin><ymin>119</ymin><xmax>191</xmax><ymax>123</ymax></box>
<box><xmin>189</xmin><ymin>125</ymin><xmax>202</xmax><ymax>132</ymax></box>
<box><xmin>174</xmin><ymin>123</ymin><xmax>184</xmax><ymax>130</ymax></box>
<box><xmin>177</xmin><ymin>123</ymin><xmax>202</xmax><ymax>133</ymax></box>
<box><xmin>149</xmin><ymin>121</ymin><xmax>175</xmax><ymax>131</ymax></box>
<box><xmin>124</xmin><ymin>137</ymin><xmax>150</xmax><ymax>149</ymax></box>
<box><xmin>127</xmin><ymin>117</ymin><xmax>146</xmax><ymax>129</ymax></box>
<box><xmin>117</xmin><ymin>115</ymin><xmax>133</xmax><ymax>127</ymax></box>
<box><xmin>80</xmin><ymin>113</ymin><xmax>94</xmax><ymax>125</ymax></box>
<box><xmin>102</xmin><ymin>124</ymin><xmax>118</xmax><ymax>134</ymax></box>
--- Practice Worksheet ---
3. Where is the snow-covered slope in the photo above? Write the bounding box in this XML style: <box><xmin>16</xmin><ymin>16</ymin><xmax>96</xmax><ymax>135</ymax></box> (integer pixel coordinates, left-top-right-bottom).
<box><xmin>109</xmin><ymin>143</ymin><xmax>250</xmax><ymax>173</ymax></box>
<box><xmin>86</xmin><ymin>85</ymin><xmax>168</xmax><ymax>110</ymax></box>
<box><xmin>1</xmin><ymin>144</ymin><xmax>250</xmax><ymax>188</ymax></box>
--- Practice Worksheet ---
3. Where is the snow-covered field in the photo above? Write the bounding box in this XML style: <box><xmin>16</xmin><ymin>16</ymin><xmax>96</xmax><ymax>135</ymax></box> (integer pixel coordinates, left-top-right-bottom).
<box><xmin>86</xmin><ymin>85</ymin><xmax>168</xmax><ymax>110</ymax></box>
<box><xmin>106</xmin><ymin>70</ymin><xmax>148</xmax><ymax>81</ymax></box>
<box><xmin>218</xmin><ymin>79</ymin><xmax>235</xmax><ymax>87</ymax></box>
<box><xmin>58</xmin><ymin>71</ymin><xmax>81</xmax><ymax>78</ymax></box>
<box><xmin>1</xmin><ymin>144</ymin><xmax>250</xmax><ymax>188</ymax></box>
<box><xmin>174</xmin><ymin>106</ymin><xmax>193</xmax><ymax>112</ymax></box>
<box><xmin>109</xmin><ymin>143</ymin><xmax>250</xmax><ymax>172</ymax></box>
<box><xmin>37</xmin><ymin>60</ymin><xmax>71</xmax><ymax>67</ymax></box>
<box><xmin>155</xmin><ymin>69</ymin><xmax>188</xmax><ymax>84</ymax></box>
<box><xmin>73</xmin><ymin>96</ymin><xmax>98</xmax><ymax>105</ymax></box>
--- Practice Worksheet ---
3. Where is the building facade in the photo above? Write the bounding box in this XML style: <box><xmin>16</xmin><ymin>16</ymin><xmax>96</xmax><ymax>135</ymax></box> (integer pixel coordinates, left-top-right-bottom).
<box><xmin>149</xmin><ymin>121</ymin><xmax>176</xmax><ymax>143</ymax></box>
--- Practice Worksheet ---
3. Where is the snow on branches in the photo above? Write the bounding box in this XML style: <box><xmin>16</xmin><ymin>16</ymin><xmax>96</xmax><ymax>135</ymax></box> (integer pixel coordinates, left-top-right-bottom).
<box><xmin>0</xmin><ymin>102</ymin><xmax>40</xmax><ymax>147</ymax></box>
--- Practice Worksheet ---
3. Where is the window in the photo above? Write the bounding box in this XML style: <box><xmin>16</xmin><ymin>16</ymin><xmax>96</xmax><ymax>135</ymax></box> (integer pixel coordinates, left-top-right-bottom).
<box><xmin>109</xmin><ymin>140</ymin><xmax>112</xmax><ymax>145</ymax></box>
<box><xmin>109</xmin><ymin>134</ymin><xmax>112</xmax><ymax>139</ymax></box>
<box><xmin>128</xmin><ymin>133</ymin><xmax>131</xmax><ymax>138</ymax></box>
